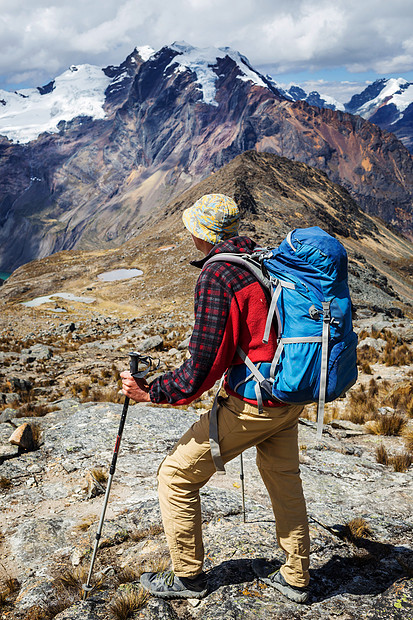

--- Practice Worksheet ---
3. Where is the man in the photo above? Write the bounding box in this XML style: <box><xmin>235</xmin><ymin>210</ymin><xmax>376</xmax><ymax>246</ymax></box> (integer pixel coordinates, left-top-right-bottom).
<box><xmin>121</xmin><ymin>194</ymin><xmax>310</xmax><ymax>603</ymax></box>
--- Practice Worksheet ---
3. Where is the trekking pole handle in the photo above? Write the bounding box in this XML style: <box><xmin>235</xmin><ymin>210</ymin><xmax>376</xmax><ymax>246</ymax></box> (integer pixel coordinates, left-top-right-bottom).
<box><xmin>130</xmin><ymin>352</ymin><xmax>139</xmax><ymax>376</ymax></box>
<box><xmin>129</xmin><ymin>351</ymin><xmax>159</xmax><ymax>379</ymax></box>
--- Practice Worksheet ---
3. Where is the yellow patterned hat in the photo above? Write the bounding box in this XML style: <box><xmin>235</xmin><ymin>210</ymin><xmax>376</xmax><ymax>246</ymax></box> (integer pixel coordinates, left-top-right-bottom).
<box><xmin>182</xmin><ymin>194</ymin><xmax>240</xmax><ymax>244</ymax></box>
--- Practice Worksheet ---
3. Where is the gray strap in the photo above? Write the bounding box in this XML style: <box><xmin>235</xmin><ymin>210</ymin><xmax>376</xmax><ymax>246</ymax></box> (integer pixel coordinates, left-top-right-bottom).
<box><xmin>237</xmin><ymin>347</ymin><xmax>273</xmax><ymax>406</ymax></box>
<box><xmin>270</xmin><ymin>336</ymin><xmax>323</xmax><ymax>379</ymax></box>
<box><xmin>286</xmin><ymin>231</ymin><xmax>296</xmax><ymax>252</ymax></box>
<box><xmin>233</xmin><ymin>374</ymin><xmax>251</xmax><ymax>391</ymax></box>
<box><xmin>316</xmin><ymin>302</ymin><xmax>331</xmax><ymax>439</ymax></box>
<box><xmin>263</xmin><ymin>281</ymin><xmax>281</xmax><ymax>343</ymax></box>
<box><xmin>237</xmin><ymin>346</ymin><xmax>267</xmax><ymax>383</ymax></box>
<box><xmin>281</xmin><ymin>336</ymin><xmax>323</xmax><ymax>343</ymax></box>
<box><xmin>209</xmin><ymin>376</ymin><xmax>226</xmax><ymax>474</ymax></box>
<box><xmin>255</xmin><ymin>382</ymin><xmax>263</xmax><ymax>414</ymax></box>
<box><xmin>205</xmin><ymin>253</ymin><xmax>271</xmax><ymax>290</ymax></box>
<box><xmin>270</xmin><ymin>340</ymin><xmax>284</xmax><ymax>379</ymax></box>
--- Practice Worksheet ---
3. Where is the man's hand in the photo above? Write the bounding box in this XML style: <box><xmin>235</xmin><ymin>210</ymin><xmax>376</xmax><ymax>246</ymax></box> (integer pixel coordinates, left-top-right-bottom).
<box><xmin>121</xmin><ymin>371</ymin><xmax>151</xmax><ymax>402</ymax></box>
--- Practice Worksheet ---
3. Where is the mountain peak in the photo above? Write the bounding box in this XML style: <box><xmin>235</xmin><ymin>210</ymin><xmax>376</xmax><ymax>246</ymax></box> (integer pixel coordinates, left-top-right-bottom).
<box><xmin>135</xmin><ymin>45</ymin><xmax>155</xmax><ymax>61</ymax></box>
<box><xmin>166</xmin><ymin>42</ymin><xmax>269</xmax><ymax>106</ymax></box>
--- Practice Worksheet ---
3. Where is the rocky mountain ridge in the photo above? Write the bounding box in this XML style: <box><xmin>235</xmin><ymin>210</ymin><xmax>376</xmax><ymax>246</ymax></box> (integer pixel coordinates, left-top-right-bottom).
<box><xmin>1</xmin><ymin>151</ymin><xmax>413</xmax><ymax>317</ymax></box>
<box><xmin>0</xmin><ymin>43</ymin><xmax>412</xmax><ymax>273</ymax></box>
<box><xmin>284</xmin><ymin>77</ymin><xmax>413</xmax><ymax>153</ymax></box>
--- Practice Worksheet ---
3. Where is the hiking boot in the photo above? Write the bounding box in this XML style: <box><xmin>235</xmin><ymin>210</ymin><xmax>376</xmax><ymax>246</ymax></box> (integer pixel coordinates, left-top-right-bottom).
<box><xmin>140</xmin><ymin>569</ymin><xmax>208</xmax><ymax>599</ymax></box>
<box><xmin>252</xmin><ymin>559</ymin><xmax>309</xmax><ymax>603</ymax></box>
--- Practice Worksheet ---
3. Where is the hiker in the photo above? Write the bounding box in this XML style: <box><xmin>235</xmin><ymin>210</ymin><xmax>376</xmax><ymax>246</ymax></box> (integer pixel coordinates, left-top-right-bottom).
<box><xmin>121</xmin><ymin>194</ymin><xmax>310</xmax><ymax>603</ymax></box>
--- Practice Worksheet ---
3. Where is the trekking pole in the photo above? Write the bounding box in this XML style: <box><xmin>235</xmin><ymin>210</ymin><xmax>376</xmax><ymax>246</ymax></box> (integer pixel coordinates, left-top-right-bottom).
<box><xmin>240</xmin><ymin>453</ymin><xmax>246</xmax><ymax>523</ymax></box>
<box><xmin>82</xmin><ymin>352</ymin><xmax>156</xmax><ymax>599</ymax></box>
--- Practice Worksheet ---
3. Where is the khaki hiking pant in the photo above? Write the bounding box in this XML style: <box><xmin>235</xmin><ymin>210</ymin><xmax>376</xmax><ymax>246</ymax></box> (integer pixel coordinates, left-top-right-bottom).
<box><xmin>157</xmin><ymin>394</ymin><xmax>310</xmax><ymax>588</ymax></box>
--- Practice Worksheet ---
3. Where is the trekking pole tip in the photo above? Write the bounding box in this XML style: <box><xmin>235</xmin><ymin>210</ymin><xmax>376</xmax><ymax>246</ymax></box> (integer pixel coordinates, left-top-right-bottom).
<box><xmin>82</xmin><ymin>582</ymin><xmax>93</xmax><ymax>600</ymax></box>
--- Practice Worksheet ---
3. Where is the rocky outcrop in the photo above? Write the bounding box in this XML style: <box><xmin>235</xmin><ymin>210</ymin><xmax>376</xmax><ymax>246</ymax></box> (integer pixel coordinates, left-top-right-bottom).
<box><xmin>1</xmin><ymin>151</ymin><xmax>412</xmax><ymax>316</ymax></box>
<box><xmin>0</xmin><ymin>394</ymin><xmax>412</xmax><ymax>619</ymax></box>
<box><xmin>0</xmin><ymin>45</ymin><xmax>413</xmax><ymax>272</ymax></box>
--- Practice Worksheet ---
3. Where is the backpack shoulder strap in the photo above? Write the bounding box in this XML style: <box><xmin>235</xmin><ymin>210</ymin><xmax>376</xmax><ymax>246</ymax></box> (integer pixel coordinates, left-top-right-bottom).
<box><xmin>204</xmin><ymin>253</ymin><xmax>272</xmax><ymax>291</ymax></box>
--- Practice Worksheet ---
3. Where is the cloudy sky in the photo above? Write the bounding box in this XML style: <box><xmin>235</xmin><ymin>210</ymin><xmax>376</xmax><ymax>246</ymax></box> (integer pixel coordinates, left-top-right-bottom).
<box><xmin>1</xmin><ymin>0</ymin><xmax>412</xmax><ymax>101</ymax></box>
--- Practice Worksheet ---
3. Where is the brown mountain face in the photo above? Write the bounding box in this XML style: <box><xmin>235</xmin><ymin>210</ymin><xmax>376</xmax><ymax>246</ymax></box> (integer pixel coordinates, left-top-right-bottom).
<box><xmin>0</xmin><ymin>45</ymin><xmax>412</xmax><ymax>273</ymax></box>
<box><xmin>2</xmin><ymin>151</ymin><xmax>412</xmax><ymax>318</ymax></box>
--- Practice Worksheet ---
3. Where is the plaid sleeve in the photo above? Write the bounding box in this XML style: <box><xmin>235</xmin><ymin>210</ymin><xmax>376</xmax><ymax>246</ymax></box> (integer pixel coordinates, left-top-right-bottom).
<box><xmin>149</xmin><ymin>264</ymin><xmax>238</xmax><ymax>405</ymax></box>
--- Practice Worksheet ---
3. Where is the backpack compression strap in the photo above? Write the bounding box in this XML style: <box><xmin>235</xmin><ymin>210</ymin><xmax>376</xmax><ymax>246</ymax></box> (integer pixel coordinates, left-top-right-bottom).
<box><xmin>209</xmin><ymin>376</ymin><xmax>226</xmax><ymax>474</ymax></box>
<box><xmin>316</xmin><ymin>302</ymin><xmax>331</xmax><ymax>439</ymax></box>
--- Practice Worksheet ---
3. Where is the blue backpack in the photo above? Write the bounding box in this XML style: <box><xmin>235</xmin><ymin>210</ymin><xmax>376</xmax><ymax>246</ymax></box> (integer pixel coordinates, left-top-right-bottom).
<box><xmin>207</xmin><ymin>226</ymin><xmax>358</xmax><ymax>441</ymax></box>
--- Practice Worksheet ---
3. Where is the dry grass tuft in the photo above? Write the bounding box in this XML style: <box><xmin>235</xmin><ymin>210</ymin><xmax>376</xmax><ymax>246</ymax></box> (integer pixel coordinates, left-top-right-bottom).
<box><xmin>75</xmin><ymin>515</ymin><xmax>97</xmax><ymax>532</ymax></box>
<box><xmin>115</xmin><ymin>564</ymin><xmax>145</xmax><ymax>585</ymax></box>
<box><xmin>391</xmin><ymin>452</ymin><xmax>412</xmax><ymax>473</ymax></box>
<box><xmin>130</xmin><ymin>524</ymin><xmax>164</xmax><ymax>542</ymax></box>
<box><xmin>383</xmin><ymin>343</ymin><xmax>413</xmax><ymax>367</ymax></box>
<box><xmin>402</xmin><ymin>427</ymin><xmax>413</xmax><ymax>452</ymax></box>
<box><xmin>342</xmin><ymin>517</ymin><xmax>374</xmax><ymax>544</ymax></box>
<box><xmin>109</xmin><ymin>586</ymin><xmax>149</xmax><ymax>620</ymax></box>
<box><xmin>90</xmin><ymin>467</ymin><xmax>108</xmax><ymax>485</ymax></box>
<box><xmin>357</xmin><ymin>345</ymin><xmax>379</xmax><ymax>367</ymax></box>
<box><xmin>53</xmin><ymin>565</ymin><xmax>89</xmax><ymax>596</ymax></box>
<box><xmin>147</xmin><ymin>554</ymin><xmax>170</xmax><ymax>574</ymax></box>
<box><xmin>375</xmin><ymin>443</ymin><xmax>389</xmax><ymax>465</ymax></box>
<box><xmin>0</xmin><ymin>477</ymin><xmax>12</xmax><ymax>490</ymax></box>
<box><xmin>366</xmin><ymin>412</ymin><xmax>407</xmax><ymax>436</ymax></box>
<box><xmin>344</xmin><ymin>383</ymin><xmax>378</xmax><ymax>425</ymax></box>
<box><xmin>0</xmin><ymin>574</ymin><xmax>20</xmax><ymax>613</ymax></box>
<box><xmin>24</xmin><ymin>593</ymin><xmax>77</xmax><ymax>620</ymax></box>
<box><xmin>4</xmin><ymin>577</ymin><xmax>19</xmax><ymax>594</ymax></box>
<box><xmin>16</xmin><ymin>403</ymin><xmax>59</xmax><ymax>418</ymax></box>
<box><xmin>368</xmin><ymin>378</ymin><xmax>379</xmax><ymax>397</ymax></box>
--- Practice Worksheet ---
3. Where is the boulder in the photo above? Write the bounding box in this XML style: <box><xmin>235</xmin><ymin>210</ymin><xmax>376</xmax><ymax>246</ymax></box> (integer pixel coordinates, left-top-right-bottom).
<box><xmin>9</xmin><ymin>423</ymin><xmax>35</xmax><ymax>451</ymax></box>
<box><xmin>139</xmin><ymin>335</ymin><xmax>163</xmax><ymax>352</ymax></box>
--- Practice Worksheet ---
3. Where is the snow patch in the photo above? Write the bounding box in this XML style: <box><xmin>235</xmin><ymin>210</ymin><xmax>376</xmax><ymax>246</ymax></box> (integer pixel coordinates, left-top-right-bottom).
<box><xmin>136</xmin><ymin>45</ymin><xmax>155</xmax><ymax>61</ymax></box>
<box><xmin>168</xmin><ymin>42</ymin><xmax>267</xmax><ymax>106</ymax></box>
<box><xmin>0</xmin><ymin>64</ymin><xmax>111</xmax><ymax>144</ymax></box>
<box><xmin>357</xmin><ymin>78</ymin><xmax>413</xmax><ymax>121</ymax></box>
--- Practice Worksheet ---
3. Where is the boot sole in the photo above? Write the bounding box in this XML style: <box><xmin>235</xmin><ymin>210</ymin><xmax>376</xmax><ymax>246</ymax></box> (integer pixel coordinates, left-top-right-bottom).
<box><xmin>260</xmin><ymin>576</ymin><xmax>309</xmax><ymax>603</ymax></box>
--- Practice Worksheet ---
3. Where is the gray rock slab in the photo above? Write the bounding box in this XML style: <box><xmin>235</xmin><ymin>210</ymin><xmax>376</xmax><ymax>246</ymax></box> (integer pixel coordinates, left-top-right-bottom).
<box><xmin>1</xmin><ymin>397</ymin><xmax>412</xmax><ymax>620</ymax></box>
<box><xmin>10</xmin><ymin>517</ymin><xmax>75</xmax><ymax>571</ymax></box>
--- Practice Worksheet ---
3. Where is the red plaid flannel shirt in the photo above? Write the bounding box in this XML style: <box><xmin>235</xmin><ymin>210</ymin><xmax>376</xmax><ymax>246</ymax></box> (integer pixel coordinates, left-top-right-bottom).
<box><xmin>149</xmin><ymin>236</ymin><xmax>279</xmax><ymax>406</ymax></box>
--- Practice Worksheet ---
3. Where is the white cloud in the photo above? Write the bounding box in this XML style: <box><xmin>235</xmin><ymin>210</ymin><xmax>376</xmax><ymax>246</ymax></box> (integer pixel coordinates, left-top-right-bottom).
<box><xmin>0</xmin><ymin>0</ymin><xmax>412</xmax><ymax>90</ymax></box>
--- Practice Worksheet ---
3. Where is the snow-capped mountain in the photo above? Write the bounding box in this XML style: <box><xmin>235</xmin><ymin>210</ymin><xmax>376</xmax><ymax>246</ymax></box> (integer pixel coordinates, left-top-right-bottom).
<box><xmin>346</xmin><ymin>78</ymin><xmax>413</xmax><ymax>119</ymax></box>
<box><xmin>167</xmin><ymin>42</ymin><xmax>272</xmax><ymax>106</ymax></box>
<box><xmin>0</xmin><ymin>42</ymin><xmax>412</xmax><ymax>273</ymax></box>
<box><xmin>0</xmin><ymin>46</ymin><xmax>155</xmax><ymax>144</ymax></box>
<box><xmin>272</xmin><ymin>78</ymin><xmax>413</xmax><ymax>152</ymax></box>
<box><xmin>345</xmin><ymin>78</ymin><xmax>413</xmax><ymax>151</ymax></box>
<box><xmin>0</xmin><ymin>42</ymin><xmax>277</xmax><ymax>144</ymax></box>
<box><xmin>272</xmin><ymin>82</ymin><xmax>345</xmax><ymax>112</ymax></box>
<box><xmin>0</xmin><ymin>65</ymin><xmax>111</xmax><ymax>144</ymax></box>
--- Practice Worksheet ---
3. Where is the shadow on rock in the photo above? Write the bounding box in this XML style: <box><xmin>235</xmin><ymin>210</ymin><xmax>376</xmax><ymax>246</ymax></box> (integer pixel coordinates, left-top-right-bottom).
<box><xmin>206</xmin><ymin>558</ymin><xmax>261</xmax><ymax>593</ymax></box>
<box><xmin>310</xmin><ymin>539</ymin><xmax>412</xmax><ymax>602</ymax></box>
<box><xmin>205</xmin><ymin>539</ymin><xmax>412</xmax><ymax>606</ymax></box>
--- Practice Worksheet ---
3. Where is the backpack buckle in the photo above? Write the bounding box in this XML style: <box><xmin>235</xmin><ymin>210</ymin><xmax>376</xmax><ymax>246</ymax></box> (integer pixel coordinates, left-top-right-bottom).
<box><xmin>322</xmin><ymin>302</ymin><xmax>331</xmax><ymax>322</ymax></box>
<box><xmin>309</xmin><ymin>305</ymin><xmax>321</xmax><ymax>320</ymax></box>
